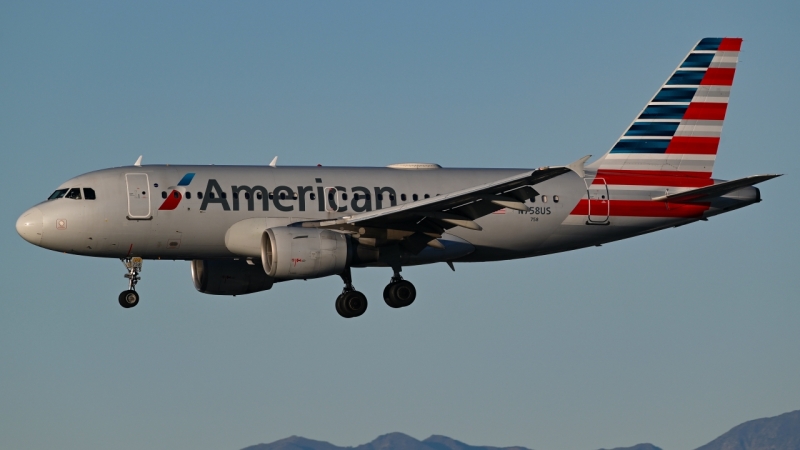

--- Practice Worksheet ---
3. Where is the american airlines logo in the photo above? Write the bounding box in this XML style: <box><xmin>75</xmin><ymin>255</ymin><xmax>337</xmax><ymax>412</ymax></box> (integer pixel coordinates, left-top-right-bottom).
<box><xmin>158</xmin><ymin>173</ymin><xmax>196</xmax><ymax>211</ymax></box>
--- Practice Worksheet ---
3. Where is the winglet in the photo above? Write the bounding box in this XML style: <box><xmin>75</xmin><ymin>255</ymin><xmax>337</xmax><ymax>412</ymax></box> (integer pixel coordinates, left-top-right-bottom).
<box><xmin>269</xmin><ymin>156</ymin><xmax>278</xmax><ymax>167</ymax></box>
<box><xmin>566</xmin><ymin>155</ymin><xmax>591</xmax><ymax>178</ymax></box>
<box><xmin>134</xmin><ymin>155</ymin><xmax>143</xmax><ymax>167</ymax></box>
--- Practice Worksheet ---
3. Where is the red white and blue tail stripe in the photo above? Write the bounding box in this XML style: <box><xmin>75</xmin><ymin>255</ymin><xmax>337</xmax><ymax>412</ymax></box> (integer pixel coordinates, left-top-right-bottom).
<box><xmin>589</xmin><ymin>37</ymin><xmax>742</xmax><ymax>183</ymax></box>
<box><xmin>566</xmin><ymin>38</ymin><xmax>744</xmax><ymax>223</ymax></box>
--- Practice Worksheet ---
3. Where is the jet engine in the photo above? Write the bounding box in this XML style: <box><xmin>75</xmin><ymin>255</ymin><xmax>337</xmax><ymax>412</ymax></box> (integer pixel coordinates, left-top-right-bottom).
<box><xmin>191</xmin><ymin>259</ymin><xmax>274</xmax><ymax>295</ymax></box>
<box><xmin>261</xmin><ymin>227</ymin><xmax>352</xmax><ymax>280</ymax></box>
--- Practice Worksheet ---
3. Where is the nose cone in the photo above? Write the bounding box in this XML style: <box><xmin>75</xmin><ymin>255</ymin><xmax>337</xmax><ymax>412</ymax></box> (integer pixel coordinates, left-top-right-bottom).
<box><xmin>16</xmin><ymin>207</ymin><xmax>43</xmax><ymax>245</ymax></box>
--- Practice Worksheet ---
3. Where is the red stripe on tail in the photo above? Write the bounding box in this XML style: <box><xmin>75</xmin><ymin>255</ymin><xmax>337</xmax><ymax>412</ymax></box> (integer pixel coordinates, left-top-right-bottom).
<box><xmin>570</xmin><ymin>199</ymin><xmax>710</xmax><ymax>218</ymax></box>
<box><xmin>666</xmin><ymin>136</ymin><xmax>720</xmax><ymax>155</ymax></box>
<box><xmin>701</xmin><ymin>68</ymin><xmax>736</xmax><ymax>86</ymax></box>
<box><xmin>718</xmin><ymin>38</ymin><xmax>743</xmax><ymax>52</ymax></box>
<box><xmin>684</xmin><ymin>102</ymin><xmax>728</xmax><ymax>120</ymax></box>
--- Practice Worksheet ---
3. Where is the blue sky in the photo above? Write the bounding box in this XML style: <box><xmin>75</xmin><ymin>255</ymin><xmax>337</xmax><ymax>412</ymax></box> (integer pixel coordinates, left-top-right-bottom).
<box><xmin>1</xmin><ymin>2</ymin><xmax>798</xmax><ymax>450</ymax></box>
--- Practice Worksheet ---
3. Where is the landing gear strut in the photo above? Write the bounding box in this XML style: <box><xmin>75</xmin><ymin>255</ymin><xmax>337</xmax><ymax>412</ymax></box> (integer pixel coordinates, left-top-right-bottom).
<box><xmin>119</xmin><ymin>257</ymin><xmax>142</xmax><ymax>308</ymax></box>
<box><xmin>335</xmin><ymin>267</ymin><xmax>367</xmax><ymax>318</ymax></box>
<box><xmin>383</xmin><ymin>266</ymin><xmax>416</xmax><ymax>308</ymax></box>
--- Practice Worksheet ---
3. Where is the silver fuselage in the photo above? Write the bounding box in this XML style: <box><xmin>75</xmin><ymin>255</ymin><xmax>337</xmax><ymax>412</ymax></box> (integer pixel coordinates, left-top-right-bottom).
<box><xmin>16</xmin><ymin>164</ymin><xmax>760</xmax><ymax>265</ymax></box>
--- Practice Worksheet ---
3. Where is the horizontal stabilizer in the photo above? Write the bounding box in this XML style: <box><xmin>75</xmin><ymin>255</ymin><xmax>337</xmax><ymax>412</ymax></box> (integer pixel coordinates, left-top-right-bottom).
<box><xmin>652</xmin><ymin>174</ymin><xmax>782</xmax><ymax>202</ymax></box>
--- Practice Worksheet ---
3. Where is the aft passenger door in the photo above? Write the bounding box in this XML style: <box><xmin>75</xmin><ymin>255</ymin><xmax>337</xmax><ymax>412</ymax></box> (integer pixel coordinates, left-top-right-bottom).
<box><xmin>585</xmin><ymin>178</ymin><xmax>609</xmax><ymax>224</ymax></box>
<box><xmin>126</xmin><ymin>173</ymin><xmax>151</xmax><ymax>219</ymax></box>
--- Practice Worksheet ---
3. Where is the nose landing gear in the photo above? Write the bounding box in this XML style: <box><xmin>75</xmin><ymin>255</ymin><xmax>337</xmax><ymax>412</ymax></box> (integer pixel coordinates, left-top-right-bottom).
<box><xmin>119</xmin><ymin>257</ymin><xmax>142</xmax><ymax>308</ymax></box>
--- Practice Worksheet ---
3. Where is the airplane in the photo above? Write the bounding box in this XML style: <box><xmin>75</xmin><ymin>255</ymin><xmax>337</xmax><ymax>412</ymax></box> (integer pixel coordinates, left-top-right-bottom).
<box><xmin>15</xmin><ymin>37</ymin><xmax>780</xmax><ymax>318</ymax></box>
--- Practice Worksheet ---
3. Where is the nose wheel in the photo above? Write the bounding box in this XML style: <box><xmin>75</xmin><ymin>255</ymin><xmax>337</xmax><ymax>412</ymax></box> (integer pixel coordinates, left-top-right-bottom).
<box><xmin>119</xmin><ymin>290</ymin><xmax>140</xmax><ymax>308</ymax></box>
<box><xmin>335</xmin><ymin>267</ymin><xmax>367</xmax><ymax>318</ymax></box>
<box><xmin>119</xmin><ymin>257</ymin><xmax>142</xmax><ymax>309</ymax></box>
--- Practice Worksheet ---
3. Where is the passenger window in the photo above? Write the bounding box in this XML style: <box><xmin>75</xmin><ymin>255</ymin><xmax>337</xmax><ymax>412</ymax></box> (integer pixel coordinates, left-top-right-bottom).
<box><xmin>256</xmin><ymin>193</ymin><xmax>262</xmax><ymax>200</ymax></box>
<box><xmin>412</xmin><ymin>194</ymin><xmax>418</xmax><ymax>201</ymax></box>
<box><xmin>197</xmin><ymin>192</ymin><xmax>203</xmax><ymax>199</ymax></box>
<box><xmin>342</xmin><ymin>193</ymin><xmax>348</xmax><ymax>200</ymax></box>
<box><xmin>65</xmin><ymin>188</ymin><xmax>82</xmax><ymax>200</ymax></box>
<box><xmin>83</xmin><ymin>188</ymin><xmax>96</xmax><ymax>200</ymax></box>
<box><xmin>424</xmin><ymin>194</ymin><xmax>430</xmax><ymax>199</ymax></box>
<box><xmin>173</xmin><ymin>191</ymin><xmax>180</xmax><ymax>199</ymax></box>
<box><xmin>401</xmin><ymin>194</ymin><xmax>407</xmax><ymax>201</ymax></box>
<box><xmin>310</xmin><ymin>193</ymin><xmax>316</xmax><ymax>200</ymax></box>
<box><xmin>233</xmin><ymin>193</ymin><xmax>239</xmax><ymax>199</ymax></box>
<box><xmin>162</xmin><ymin>191</ymin><xmax>167</xmax><ymax>199</ymax></box>
<box><xmin>48</xmin><ymin>189</ymin><xmax>68</xmax><ymax>200</ymax></box>
<box><xmin>221</xmin><ymin>192</ymin><xmax>227</xmax><ymax>199</ymax></box>
<box><xmin>186</xmin><ymin>192</ymin><xmax>192</xmax><ymax>199</ymax></box>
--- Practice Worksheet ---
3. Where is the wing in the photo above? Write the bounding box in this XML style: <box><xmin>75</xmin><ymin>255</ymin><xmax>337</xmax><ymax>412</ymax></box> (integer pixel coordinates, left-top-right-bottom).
<box><xmin>299</xmin><ymin>157</ymin><xmax>588</xmax><ymax>253</ymax></box>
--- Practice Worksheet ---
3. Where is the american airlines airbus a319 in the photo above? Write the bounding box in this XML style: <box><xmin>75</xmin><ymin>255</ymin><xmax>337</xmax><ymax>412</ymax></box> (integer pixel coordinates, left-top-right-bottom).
<box><xmin>16</xmin><ymin>38</ymin><xmax>779</xmax><ymax>318</ymax></box>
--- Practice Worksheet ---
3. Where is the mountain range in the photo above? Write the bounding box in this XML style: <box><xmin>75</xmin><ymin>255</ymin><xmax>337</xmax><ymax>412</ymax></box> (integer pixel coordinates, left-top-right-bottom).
<box><xmin>242</xmin><ymin>409</ymin><xmax>800</xmax><ymax>450</ymax></box>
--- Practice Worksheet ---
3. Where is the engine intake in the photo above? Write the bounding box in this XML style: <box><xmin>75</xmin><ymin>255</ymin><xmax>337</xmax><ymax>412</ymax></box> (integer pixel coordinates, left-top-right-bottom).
<box><xmin>191</xmin><ymin>259</ymin><xmax>274</xmax><ymax>295</ymax></box>
<box><xmin>261</xmin><ymin>227</ymin><xmax>351</xmax><ymax>280</ymax></box>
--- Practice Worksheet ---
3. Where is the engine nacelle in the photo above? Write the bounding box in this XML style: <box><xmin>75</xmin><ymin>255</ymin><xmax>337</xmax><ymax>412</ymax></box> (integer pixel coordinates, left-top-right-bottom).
<box><xmin>191</xmin><ymin>259</ymin><xmax>274</xmax><ymax>295</ymax></box>
<box><xmin>261</xmin><ymin>227</ymin><xmax>351</xmax><ymax>280</ymax></box>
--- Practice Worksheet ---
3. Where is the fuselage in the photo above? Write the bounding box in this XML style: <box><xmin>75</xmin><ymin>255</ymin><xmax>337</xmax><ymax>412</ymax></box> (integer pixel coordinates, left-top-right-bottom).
<box><xmin>15</xmin><ymin>164</ymin><xmax>761</xmax><ymax>265</ymax></box>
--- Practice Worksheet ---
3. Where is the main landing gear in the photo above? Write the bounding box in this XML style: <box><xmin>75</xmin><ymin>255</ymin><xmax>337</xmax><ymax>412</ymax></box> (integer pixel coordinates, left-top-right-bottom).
<box><xmin>383</xmin><ymin>267</ymin><xmax>416</xmax><ymax>309</ymax></box>
<box><xmin>335</xmin><ymin>266</ymin><xmax>418</xmax><ymax>318</ymax></box>
<box><xmin>336</xmin><ymin>267</ymin><xmax>368</xmax><ymax>318</ymax></box>
<box><xmin>119</xmin><ymin>257</ymin><xmax>142</xmax><ymax>309</ymax></box>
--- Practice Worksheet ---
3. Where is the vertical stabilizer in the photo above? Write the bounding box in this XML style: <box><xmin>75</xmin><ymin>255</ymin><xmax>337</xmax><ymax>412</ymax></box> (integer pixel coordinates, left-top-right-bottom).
<box><xmin>588</xmin><ymin>38</ymin><xmax>742</xmax><ymax>183</ymax></box>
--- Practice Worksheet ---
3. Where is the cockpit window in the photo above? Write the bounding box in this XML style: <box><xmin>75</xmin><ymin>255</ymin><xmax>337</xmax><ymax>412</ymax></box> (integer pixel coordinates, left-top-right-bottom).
<box><xmin>83</xmin><ymin>188</ymin><xmax>96</xmax><ymax>200</ymax></box>
<box><xmin>48</xmin><ymin>189</ymin><xmax>68</xmax><ymax>200</ymax></box>
<box><xmin>65</xmin><ymin>188</ymin><xmax>82</xmax><ymax>200</ymax></box>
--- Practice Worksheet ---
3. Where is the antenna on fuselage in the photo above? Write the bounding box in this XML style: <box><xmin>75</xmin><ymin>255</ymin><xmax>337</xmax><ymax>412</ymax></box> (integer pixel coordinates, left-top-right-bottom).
<box><xmin>269</xmin><ymin>156</ymin><xmax>278</xmax><ymax>167</ymax></box>
<box><xmin>134</xmin><ymin>155</ymin><xmax>143</xmax><ymax>167</ymax></box>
